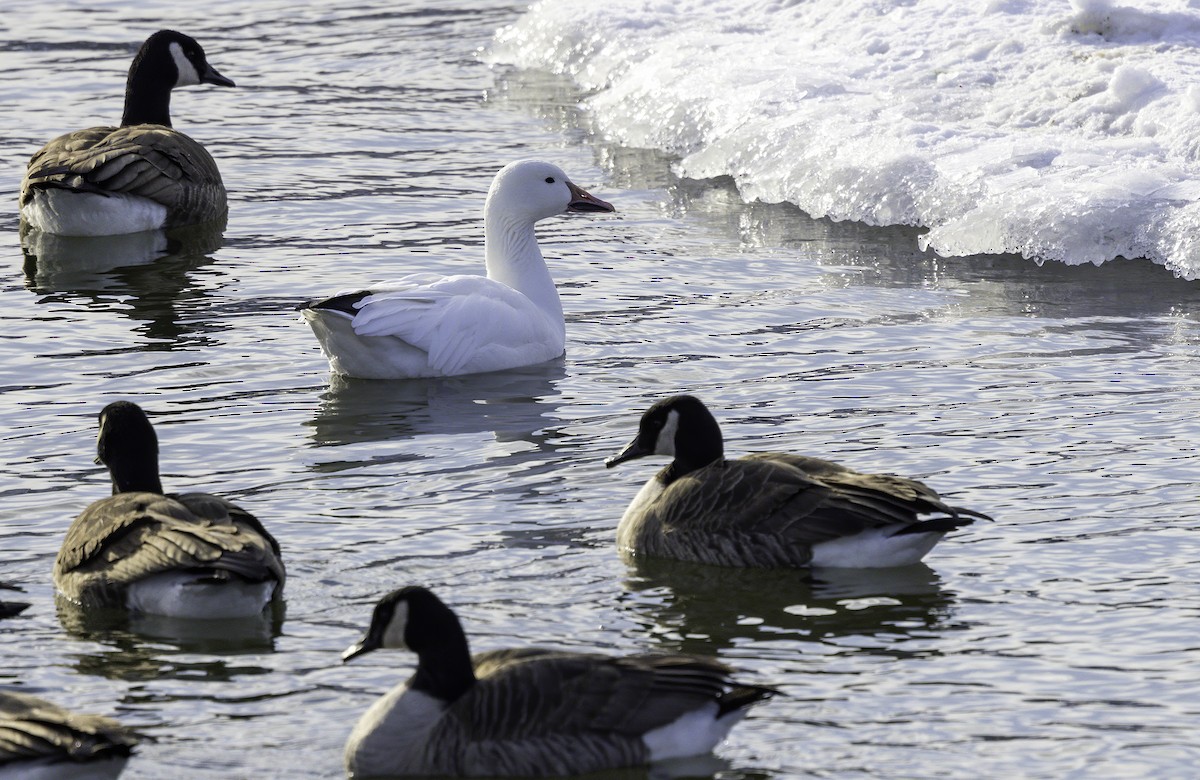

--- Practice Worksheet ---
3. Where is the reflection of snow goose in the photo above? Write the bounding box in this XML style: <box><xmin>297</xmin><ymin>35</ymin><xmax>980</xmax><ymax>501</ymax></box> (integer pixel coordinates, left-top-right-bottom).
<box><xmin>300</xmin><ymin>160</ymin><xmax>614</xmax><ymax>379</ymax></box>
<box><xmin>53</xmin><ymin>401</ymin><xmax>285</xmax><ymax>618</ymax></box>
<box><xmin>0</xmin><ymin>691</ymin><xmax>139</xmax><ymax>778</ymax></box>
<box><xmin>20</xmin><ymin>30</ymin><xmax>235</xmax><ymax>236</ymax></box>
<box><xmin>606</xmin><ymin>395</ymin><xmax>991</xmax><ymax>569</ymax></box>
<box><xmin>341</xmin><ymin>586</ymin><xmax>776</xmax><ymax>777</ymax></box>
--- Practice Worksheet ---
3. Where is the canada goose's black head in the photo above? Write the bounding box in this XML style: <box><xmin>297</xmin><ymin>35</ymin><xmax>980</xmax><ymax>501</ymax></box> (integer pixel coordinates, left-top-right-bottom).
<box><xmin>605</xmin><ymin>395</ymin><xmax>724</xmax><ymax>476</ymax></box>
<box><xmin>122</xmin><ymin>30</ymin><xmax>235</xmax><ymax>127</ymax></box>
<box><xmin>96</xmin><ymin>400</ymin><xmax>163</xmax><ymax>495</ymax></box>
<box><xmin>343</xmin><ymin>586</ymin><xmax>465</xmax><ymax>662</ymax></box>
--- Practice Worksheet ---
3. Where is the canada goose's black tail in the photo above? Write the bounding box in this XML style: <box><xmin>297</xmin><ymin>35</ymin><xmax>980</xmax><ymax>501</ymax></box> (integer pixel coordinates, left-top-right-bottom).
<box><xmin>892</xmin><ymin>508</ymin><xmax>991</xmax><ymax>537</ymax></box>
<box><xmin>717</xmin><ymin>684</ymin><xmax>781</xmax><ymax>717</ymax></box>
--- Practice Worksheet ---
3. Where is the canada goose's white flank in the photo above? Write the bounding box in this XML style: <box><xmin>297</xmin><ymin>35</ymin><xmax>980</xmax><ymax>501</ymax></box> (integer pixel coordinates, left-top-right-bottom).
<box><xmin>341</xmin><ymin>586</ymin><xmax>775</xmax><ymax>777</ymax></box>
<box><xmin>0</xmin><ymin>691</ymin><xmax>138</xmax><ymax>780</ymax></box>
<box><xmin>53</xmin><ymin>401</ymin><xmax>285</xmax><ymax>618</ymax></box>
<box><xmin>20</xmin><ymin>30</ymin><xmax>235</xmax><ymax>236</ymax></box>
<box><xmin>606</xmin><ymin>395</ymin><xmax>990</xmax><ymax>568</ymax></box>
<box><xmin>300</xmin><ymin>160</ymin><xmax>614</xmax><ymax>379</ymax></box>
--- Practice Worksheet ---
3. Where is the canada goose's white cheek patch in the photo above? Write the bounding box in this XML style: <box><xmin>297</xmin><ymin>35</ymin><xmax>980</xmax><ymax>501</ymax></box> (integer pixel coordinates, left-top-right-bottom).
<box><xmin>654</xmin><ymin>409</ymin><xmax>679</xmax><ymax>457</ymax></box>
<box><xmin>382</xmin><ymin>601</ymin><xmax>410</xmax><ymax>649</ymax></box>
<box><xmin>170</xmin><ymin>42</ymin><xmax>200</xmax><ymax>86</ymax></box>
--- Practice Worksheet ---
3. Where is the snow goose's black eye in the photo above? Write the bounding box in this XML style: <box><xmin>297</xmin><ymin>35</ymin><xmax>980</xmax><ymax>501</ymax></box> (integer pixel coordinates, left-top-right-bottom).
<box><xmin>545</xmin><ymin>177</ymin><xmax>555</xmax><ymax>184</ymax></box>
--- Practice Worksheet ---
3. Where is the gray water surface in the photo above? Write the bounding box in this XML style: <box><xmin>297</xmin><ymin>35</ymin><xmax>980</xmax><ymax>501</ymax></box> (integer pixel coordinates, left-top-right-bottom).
<box><xmin>2</xmin><ymin>2</ymin><xmax>1199</xmax><ymax>778</ymax></box>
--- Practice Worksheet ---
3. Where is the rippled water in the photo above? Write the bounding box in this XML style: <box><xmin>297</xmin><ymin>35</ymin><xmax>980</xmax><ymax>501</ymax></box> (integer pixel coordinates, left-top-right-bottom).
<box><xmin>1</xmin><ymin>2</ymin><xmax>1199</xmax><ymax>779</ymax></box>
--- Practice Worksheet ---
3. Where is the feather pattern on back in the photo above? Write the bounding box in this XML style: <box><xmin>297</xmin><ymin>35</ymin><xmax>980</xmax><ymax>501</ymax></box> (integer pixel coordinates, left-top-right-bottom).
<box><xmin>22</xmin><ymin>125</ymin><xmax>226</xmax><ymax>226</ymax></box>
<box><xmin>0</xmin><ymin>691</ymin><xmax>138</xmax><ymax>766</ymax></box>
<box><xmin>54</xmin><ymin>491</ymin><xmax>284</xmax><ymax>609</ymax></box>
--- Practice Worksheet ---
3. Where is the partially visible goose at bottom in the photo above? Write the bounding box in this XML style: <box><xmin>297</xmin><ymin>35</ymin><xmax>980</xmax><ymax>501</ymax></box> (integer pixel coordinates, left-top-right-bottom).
<box><xmin>20</xmin><ymin>30</ymin><xmax>235</xmax><ymax>236</ymax></box>
<box><xmin>341</xmin><ymin>586</ymin><xmax>775</xmax><ymax>778</ymax></box>
<box><xmin>300</xmin><ymin>159</ymin><xmax>614</xmax><ymax>379</ymax></box>
<box><xmin>0</xmin><ymin>691</ymin><xmax>138</xmax><ymax>780</ymax></box>
<box><xmin>606</xmin><ymin>395</ymin><xmax>991</xmax><ymax>568</ymax></box>
<box><xmin>53</xmin><ymin>401</ymin><xmax>285</xmax><ymax>618</ymax></box>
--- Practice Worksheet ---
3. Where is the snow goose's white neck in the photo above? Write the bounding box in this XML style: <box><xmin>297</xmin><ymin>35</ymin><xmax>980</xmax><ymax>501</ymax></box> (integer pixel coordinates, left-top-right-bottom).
<box><xmin>482</xmin><ymin>160</ymin><xmax>613</xmax><ymax>324</ymax></box>
<box><xmin>484</xmin><ymin>202</ymin><xmax>558</xmax><ymax>318</ymax></box>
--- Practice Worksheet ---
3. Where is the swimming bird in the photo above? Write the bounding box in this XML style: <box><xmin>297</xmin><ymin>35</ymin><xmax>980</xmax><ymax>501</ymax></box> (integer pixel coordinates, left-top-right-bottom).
<box><xmin>53</xmin><ymin>401</ymin><xmax>285</xmax><ymax>618</ymax></box>
<box><xmin>20</xmin><ymin>30</ymin><xmax>235</xmax><ymax>236</ymax></box>
<box><xmin>0</xmin><ymin>690</ymin><xmax>138</xmax><ymax>779</ymax></box>
<box><xmin>341</xmin><ymin>586</ymin><xmax>775</xmax><ymax>778</ymax></box>
<box><xmin>300</xmin><ymin>160</ymin><xmax>614</xmax><ymax>379</ymax></box>
<box><xmin>605</xmin><ymin>395</ymin><xmax>990</xmax><ymax>568</ymax></box>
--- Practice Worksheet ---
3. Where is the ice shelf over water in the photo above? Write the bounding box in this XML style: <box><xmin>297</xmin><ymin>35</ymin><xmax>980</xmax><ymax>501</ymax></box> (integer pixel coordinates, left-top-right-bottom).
<box><xmin>490</xmin><ymin>0</ymin><xmax>1200</xmax><ymax>279</ymax></box>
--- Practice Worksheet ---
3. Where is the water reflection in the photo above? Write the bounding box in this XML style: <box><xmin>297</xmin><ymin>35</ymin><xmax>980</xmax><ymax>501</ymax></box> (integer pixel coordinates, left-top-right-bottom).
<box><xmin>636</xmin><ymin>162</ymin><xmax>1200</xmax><ymax>322</ymax></box>
<box><xmin>0</xmin><ymin>582</ymin><xmax>30</xmax><ymax>620</ymax></box>
<box><xmin>21</xmin><ymin>218</ymin><xmax>226</xmax><ymax>291</ymax></box>
<box><xmin>56</xmin><ymin>599</ymin><xmax>282</xmax><ymax>683</ymax></box>
<box><xmin>621</xmin><ymin>558</ymin><xmax>959</xmax><ymax>656</ymax></box>
<box><xmin>22</xmin><ymin>219</ymin><xmax>227</xmax><ymax>347</ymax></box>
<box><xmin>307</xmin><ymin>360</ymin><xmax>566</xmax><ymax>453</ymax></box>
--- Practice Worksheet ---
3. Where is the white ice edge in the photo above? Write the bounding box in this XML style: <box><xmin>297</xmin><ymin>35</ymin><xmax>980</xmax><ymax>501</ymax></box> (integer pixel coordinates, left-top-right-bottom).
<box><xmin>489</xmin><ymin>0</ymin><xmax>1200</xmax><ymax>280</ymax></box>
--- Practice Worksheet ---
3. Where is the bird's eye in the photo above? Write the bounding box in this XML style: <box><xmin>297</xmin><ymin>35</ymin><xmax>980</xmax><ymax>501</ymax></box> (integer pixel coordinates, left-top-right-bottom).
<box><xmin>545</xmin><ymin>177</ymin><xmax>555</xmax><ymax>184</ymax></box>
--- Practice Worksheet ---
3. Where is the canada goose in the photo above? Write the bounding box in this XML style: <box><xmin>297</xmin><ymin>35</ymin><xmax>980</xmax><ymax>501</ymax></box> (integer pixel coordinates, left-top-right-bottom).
<box><xmin>341</xmin><ymin>586</ymin><xmax>775</xmax><ymax>778</ymax></box>
<box><xmin>0</xmin><ymin>690</ymin><xmax>138</xmax><ymax>779</ymax></box>
<box><xmin>300</xmin><ymin>160</ymin><xmax>614</xmax><ymax>379</ymax></box>
<box><xmin>606</xmin><ymin>395</ymin><xmax>990</xmax><ymax>568</ymax></box>
<box><xmin>53</xmin><ymin>401</ymin><xmax>285</xmax><ymax>618</ymax></box>
<box><xmin>20</xmin><ymin>30</ymin><xmax>235</xmax><ymax>236</ymax></box>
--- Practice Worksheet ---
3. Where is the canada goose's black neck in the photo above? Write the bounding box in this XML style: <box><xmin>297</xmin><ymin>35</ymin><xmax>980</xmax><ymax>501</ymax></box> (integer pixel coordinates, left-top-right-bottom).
<box><xmin>410</xmin><ymin>595</ymin><xmax>477</xmax><ymax>702</ymax></box>
<box><xmin>106</xmin><ymin>454</ymin><xmax>164</xmax><ymax>495</ymax></box>
<box><xmin>106</xmin><ymin>456</ymin><xmax>164</xmax><ymax>492</ymax></box>
<box><xmin>668</xmin><ymin>448</ymin><xmax>724</xmax><ymax>481</ymax></box>
<box><xmin>664</xmin><ymin>395</ymin><xmax>725</xmax><ymax>481</ymax></box>
<box><xmin>121</xmin><ymin>47</ymin><xmax>175</xmax><ymax>127</ymax></box>
<box><xmin>97</xmin><ymin>401</ymin><xmax>164</xmax><ymax>495</ymax></box>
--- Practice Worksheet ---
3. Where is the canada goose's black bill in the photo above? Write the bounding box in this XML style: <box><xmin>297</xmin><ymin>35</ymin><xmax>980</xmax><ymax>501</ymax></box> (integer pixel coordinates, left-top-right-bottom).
<box><xmin>606</xmin><ymin>435</ymin><xmax>652</xmax><ymax>468</ymax></box>
<box><xmin>202</xmin><ymin>65</ymin><xmax>235</xmax><ymax>88</ymax></box>
<box><xmin>342</xmin><ymin>636</ymin><xmax>378</xmax><ymax>663</ymax></box>
<box><xmin>566</xmin><ymin>181</ymin><xmax>615</xmax><ymax>213</ymax></box>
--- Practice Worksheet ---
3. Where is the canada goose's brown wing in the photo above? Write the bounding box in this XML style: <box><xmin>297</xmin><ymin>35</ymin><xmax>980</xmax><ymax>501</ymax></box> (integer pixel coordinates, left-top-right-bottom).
<box><xmin>629</xmin><ymin>458</ymin><xmax>847</xmax><ymax>565</ymax></box>
<box><xmin>748</xmin><ymin>453</ymin><xmax>992</xmax><ymax>522</ymax></box>
<box><xmin>0</xmin><ymin>691</ymin><xmax>137</xmax><ymax>765</ymax></box>
<box><xmin>428</xmin><ymin>649</ymin><xmax>767</xmax><ymax>774</ymax></box>
<box><xmin>467</xmin><ymin>649</ymin><xmax>738</xmax><ymax>734</ymax></box>
<box><xmin>628</xmin><ymin>454</ymin><xmax>985</xmax><ymax>567</ymax></box>
<box><xmin>22</xmin><ymin>125</ymin><xmax>226</xmax><ymax>224</ymax></box>
<box><xmin>54</xmin><ymin>491</ymin><xmax>285</xmax><ymax>606</ymax></box>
